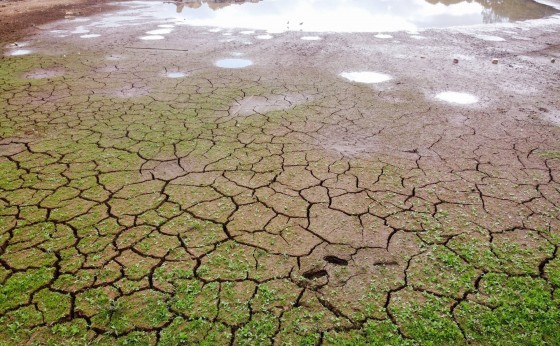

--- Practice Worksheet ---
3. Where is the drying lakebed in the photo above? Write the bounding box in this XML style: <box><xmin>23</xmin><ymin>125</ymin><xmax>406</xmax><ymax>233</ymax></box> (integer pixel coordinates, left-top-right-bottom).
<box><xmin>1</xmin><ymin>0</ymin><xmax>560</xmax><ymax>344</ymax></box>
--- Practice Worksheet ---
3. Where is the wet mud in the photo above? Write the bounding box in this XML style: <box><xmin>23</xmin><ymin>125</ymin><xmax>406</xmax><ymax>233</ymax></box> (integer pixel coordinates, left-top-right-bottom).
<box><xmin>1</xmin><ymin>0</ymin><xmax>560</xmax><ymax>344</ymax></box>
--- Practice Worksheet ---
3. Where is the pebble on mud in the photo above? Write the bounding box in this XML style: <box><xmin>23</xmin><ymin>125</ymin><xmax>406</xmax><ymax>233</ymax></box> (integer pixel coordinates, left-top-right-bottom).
<box><xmin>552</xmin><ymin>58</ymin><xmax>556</xmax><ymax>63</ymax></box>
<box><xmin>453</xmin><ymin>58</ymin><xmax>459</xmax><ymax>64</ymax></box>
<box><xmin>492</xmin><ymin>58</ymin><xmax>499</xmax><ymax>64</ymax></box>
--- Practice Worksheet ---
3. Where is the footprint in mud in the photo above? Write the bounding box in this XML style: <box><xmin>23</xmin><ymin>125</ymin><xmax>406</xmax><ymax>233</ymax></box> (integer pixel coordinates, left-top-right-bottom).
<box><xmin>302</xmin><ymin>269</ymin><xmax>328</xmax><ymax>280</ymax></box>
<box><xmin>324</xmin><ymin>256</ymin><xmax>349</xmax><ymax>266</ymax></box>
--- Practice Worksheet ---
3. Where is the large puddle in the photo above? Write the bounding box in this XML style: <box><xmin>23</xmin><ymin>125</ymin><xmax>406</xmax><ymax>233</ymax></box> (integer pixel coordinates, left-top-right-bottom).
<box><xmin>135</xmin><ymin>0</ymin><xmax>559</xmax><ymax>33</ymax></box>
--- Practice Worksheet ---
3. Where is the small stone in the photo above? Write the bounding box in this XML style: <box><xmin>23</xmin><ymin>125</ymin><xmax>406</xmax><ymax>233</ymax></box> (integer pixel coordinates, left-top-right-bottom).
<box><xmin>453</xmin><ymin>58</ymin><xmax>459</xmax><ymax>64</ymax></box>
<box><xmin>552</xmin><ymin>58</ymin><xmax>556</xmax><ymax>63</ymax></box>
<box><xmin>492</xmin><ymin>58</ymin><xmax>499</xmax><ymax>64</ymax></box>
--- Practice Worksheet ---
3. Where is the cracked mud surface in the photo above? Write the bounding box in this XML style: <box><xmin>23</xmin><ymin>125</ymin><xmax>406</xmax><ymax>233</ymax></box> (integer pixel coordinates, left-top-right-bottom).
<box><xmin>1</xmin><ymin>2</ymin><xmax>560</xmax><ymax>345</ymax></box>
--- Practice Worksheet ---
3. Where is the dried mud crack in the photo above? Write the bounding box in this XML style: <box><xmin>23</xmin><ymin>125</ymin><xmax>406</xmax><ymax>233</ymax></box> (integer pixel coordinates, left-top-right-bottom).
<box><xmin>1</xmin><ymin>2</ymin><xmax>560</xmax><ymax>345</ymax></box>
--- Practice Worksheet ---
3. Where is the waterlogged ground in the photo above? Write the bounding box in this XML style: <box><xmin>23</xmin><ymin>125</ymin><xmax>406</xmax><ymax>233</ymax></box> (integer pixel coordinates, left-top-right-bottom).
<box><xmin>1</xmin><ymin>1</ymin><xmax>560</xmax><ymax>345</ymax></box>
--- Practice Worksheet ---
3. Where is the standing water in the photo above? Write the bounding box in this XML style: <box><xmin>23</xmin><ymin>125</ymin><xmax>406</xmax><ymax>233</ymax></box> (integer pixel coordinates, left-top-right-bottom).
<box><xmin>138</xmin><ymin>0</ymin><xmax>559</xmax><ymax>33</ymax></box>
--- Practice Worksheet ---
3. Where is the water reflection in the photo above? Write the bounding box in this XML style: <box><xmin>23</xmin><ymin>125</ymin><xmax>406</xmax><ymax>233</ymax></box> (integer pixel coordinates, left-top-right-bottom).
<box><xmin>152</xmin><ymin>0</ymin><xmax>559</xmax><ymax>32</ymax></box>
<box><xmin>215</xmin><ymin>58</ymin><xmax>253</xmax><ymax>68</ymax></box>
<box><xmin>173</xmin><ymin>0</ymin><xmax>261</xmax><ymax>13</ymax></box>
<box><xmin>426</xmin><ymin>0</ymin><xmax>558</xmax><ymax>23</ymax></box>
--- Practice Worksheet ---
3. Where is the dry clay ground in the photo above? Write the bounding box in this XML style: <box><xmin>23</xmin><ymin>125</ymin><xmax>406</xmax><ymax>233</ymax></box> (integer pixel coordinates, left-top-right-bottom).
<box><xmin>1</xmin><ymin>2</ymin><xmax>560</xmax><ymax>345</ymax></box>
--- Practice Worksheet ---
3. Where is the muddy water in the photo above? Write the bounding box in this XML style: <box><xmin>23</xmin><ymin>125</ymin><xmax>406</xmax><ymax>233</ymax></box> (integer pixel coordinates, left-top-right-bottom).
<box><xmin>142</xmin><ymin>0</ymin><xmax>559</xmax><ymax>33</ymax></box>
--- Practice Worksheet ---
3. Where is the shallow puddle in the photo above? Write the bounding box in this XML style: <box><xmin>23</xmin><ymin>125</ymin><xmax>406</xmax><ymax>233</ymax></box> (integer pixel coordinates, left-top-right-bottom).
<box><xmin>436</xmin><ymin>91</ymin><xmax>479</xmax><ymax>104</ymax></box>
<box><xmin>140</xmin><ymin>35</ymin><xmax>165</xmax><ymax>40</ymax></box>
<box><xmin>80</xmin><ymin>34</ymin><xmax>101</xmax><ymax>38</ymax></box>
<box><xmin>471</xmin><ymin>33</ymin><xmax>506</xmax><ymax>41</ymax></box>
<box><xmin>215</xmin><ymin>58</ymin><xmax>253</xmax><ymax>68</ymax></box>
<box><xmin>340</xmin><ymin>71</ymin><xmax>393</xmax><ymax>84</ymax></box>
<box><xmin>9</xmin><ymin>49</ymin><xmax>32</xmax><ymax>56</ymax></box>
<box><xmin>256</xmin><ymin>34</ymin><xmax>273</xmax><ymax>39</ymax></box>
<box><xmin>166</xmin><ymin>72</ymin><xmax>187</xmax><ymax>78</ymax></box>
<box><xmin>131</xmin><ymin>0</ymin><xmax>559</xmax><ymax>33</ymax></box>
<box><xmin>71</xmin><ymin>26</ymin><xmax>90</xmax><ymax>34</ymax></box>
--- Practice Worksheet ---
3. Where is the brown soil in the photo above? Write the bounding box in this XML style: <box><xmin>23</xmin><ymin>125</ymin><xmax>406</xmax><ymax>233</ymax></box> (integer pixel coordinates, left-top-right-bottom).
<box><xmin>0</xmin><ymin>0</ymin><xmax>117</xmax><ymax>42</ymax></box>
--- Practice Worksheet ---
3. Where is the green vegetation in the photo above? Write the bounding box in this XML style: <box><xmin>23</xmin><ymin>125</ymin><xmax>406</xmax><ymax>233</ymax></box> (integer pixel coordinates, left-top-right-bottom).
<box><xmin>0</xmin><ymin>41</ymin><xmax>559</xmax><ymax>345</ymax></box>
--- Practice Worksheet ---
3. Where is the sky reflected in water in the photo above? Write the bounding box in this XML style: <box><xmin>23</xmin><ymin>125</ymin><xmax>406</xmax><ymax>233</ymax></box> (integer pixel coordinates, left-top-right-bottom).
<box><xmin>142</xmin><ymin>0</ymin><xmax>560</xmax><ymax>32</ymax></box>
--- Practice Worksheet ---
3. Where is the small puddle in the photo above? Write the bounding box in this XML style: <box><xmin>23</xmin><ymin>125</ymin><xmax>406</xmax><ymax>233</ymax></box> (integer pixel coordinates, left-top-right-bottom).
<box><xmin>80</xmin><ymin>34</ymin><xmax>101</xmax><ymax>38</ymax></box>
<box><xmin>472</xmin><ymin>34</ymin><xmax>506</xmax><ymax>42</ymax></box>
<box><xmin>166</xmin><ymin>72</ymin><xmax>187</xmax><ymax>78</ymax></box>
<box><xmin>436</xmin><ymin>92</ymin><xmax>479</xmax><ymax>105</ymax></box>
<box><xmin>140</xmin><ymin>35</ymin><xmax>165</xmax><ymax>40</ymax></box>
<box><xmin>340</xmin><ymin>71</ymin><xmax>393</xmax><ymax>84</ymax></box>
<box><xmin>215</xmin><ymin>58</ymin><xmax>253</xmax><ymax>68</ymax></box>
<box><xmin>301</xmin><ymin>36</ymin><xmax>321</xmax><ymax>40</ymax></box>
<box><xmin>9</xmin><ymin>49</ymin><xmax>32</xmax><ymax>56</ymax></box>
<box><xmin>71</xmin><ymin>26</ymin><xmax>90</xmax><ymax>34</ymax></box>
<box><xmin>256</xmin><ymin>34</ymin><xmax>273</xmax><ymax>40</ymax></box>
